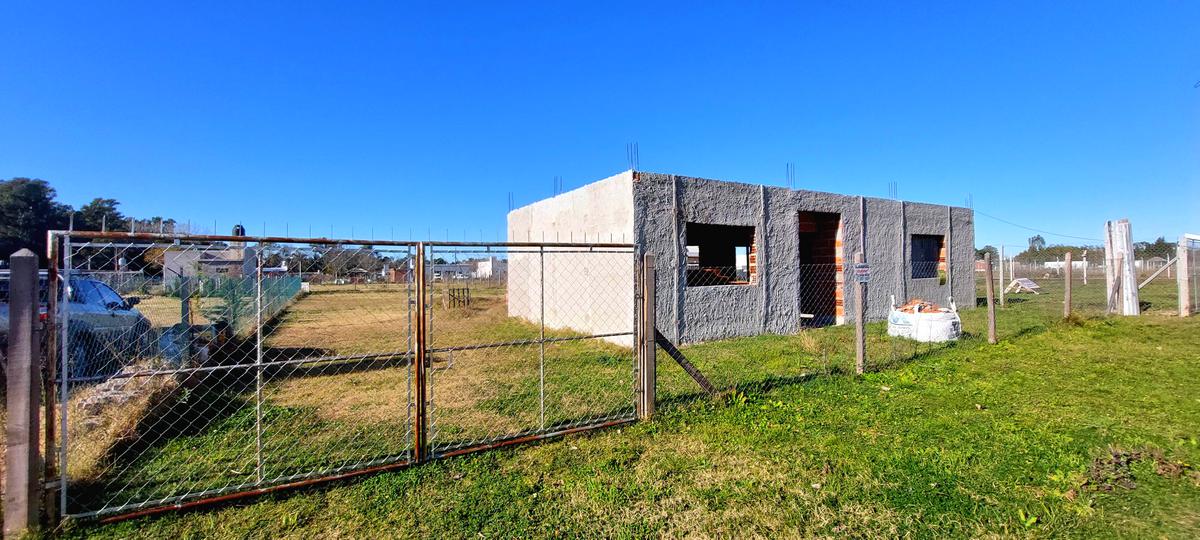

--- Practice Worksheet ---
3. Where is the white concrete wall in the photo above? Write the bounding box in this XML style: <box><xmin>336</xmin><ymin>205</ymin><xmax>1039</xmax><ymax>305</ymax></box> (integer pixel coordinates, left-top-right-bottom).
<box><xmin>506</xmin><ymin>171</ymin><xmax>637</xmax><ymax>346</ymax></box>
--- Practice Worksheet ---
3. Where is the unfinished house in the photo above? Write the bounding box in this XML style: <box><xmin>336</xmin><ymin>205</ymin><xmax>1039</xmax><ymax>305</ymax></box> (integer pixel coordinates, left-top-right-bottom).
<box><xmin>508</xmin><ymin>171</ymin><xmax>975</xmax><ymax>344</ymax></box>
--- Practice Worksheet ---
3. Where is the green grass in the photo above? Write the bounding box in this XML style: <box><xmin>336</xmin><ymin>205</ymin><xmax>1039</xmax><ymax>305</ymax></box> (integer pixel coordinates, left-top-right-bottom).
<box><xmin>65</xmin><ymin>281</ymin><xmax>1200</xmax><ymax>538</ymax></box>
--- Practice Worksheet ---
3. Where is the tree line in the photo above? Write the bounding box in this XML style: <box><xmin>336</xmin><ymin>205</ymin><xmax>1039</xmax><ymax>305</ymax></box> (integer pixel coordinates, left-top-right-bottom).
<box><xmin>0</xmin><ymin>177</ymin><xmax>422</xmax><ymax>278</ymax></box>
<box><xmin>1</xmin><ymin>177</ymin><xmax>181</xmax><ymax>265</ymax></box>
<box><xmin>976</xmin><ymin>234</ymin><xmax>1178</xmax><ymax>263</ymax></box>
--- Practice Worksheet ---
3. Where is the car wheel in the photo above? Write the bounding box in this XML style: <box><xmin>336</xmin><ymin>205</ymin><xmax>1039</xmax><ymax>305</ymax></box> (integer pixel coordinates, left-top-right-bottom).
<box><xmin>126</xmin><ymin>318</ymin><xmax>153</xmax><ymax>362</ymax></box>
<box><xmin>68</xmin><ymin>333</ymin><xmax>94</xmax><ymax>381</ymax></box>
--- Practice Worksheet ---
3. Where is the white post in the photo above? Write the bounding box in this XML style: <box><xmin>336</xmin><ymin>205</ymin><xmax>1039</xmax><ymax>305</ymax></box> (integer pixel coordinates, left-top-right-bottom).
<box><xmin>1082</xmin><ymin>250</ymin><xmax>1088</xmax><ymax>285</ymax></box>
<box><xmin>1180</xmin><ymin>235</ymin><xmax>1193</xmax><ymax>317</ymax></box>
<box><xmin>1104</xmin><ymin>219</ymin><xmax>1139</xmax><ymax>315</ymax></box>
<box><xmin>998</xmin><ymin>246</ymin><xmax>1006</xmax><ymax>307</ymax></box>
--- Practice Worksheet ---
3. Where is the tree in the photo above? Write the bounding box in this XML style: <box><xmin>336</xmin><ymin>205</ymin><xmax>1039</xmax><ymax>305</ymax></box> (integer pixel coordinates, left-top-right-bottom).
<box><xmin>76</xmin><ymin>198</ymin><xmax>128</xmax><ymax>232</ymax></box>
<box><xmin>0</xmin><ymin>178</ymin><xmax>72</xmax><ymax>263</ymax></box>
<box><xmin>1027</xmin><ymin>235</ymin><xmax>1046</xmax><ymax>252</ymax></box>
<box><xmin>975</xmin><ymin>245</ymin><xmax>999</xmax><ymax>260</ymax></box>
<box><xmin>1134</xmin><ymin>236</ymin><xmax>1176</xmax><ymax>259</ymax></box>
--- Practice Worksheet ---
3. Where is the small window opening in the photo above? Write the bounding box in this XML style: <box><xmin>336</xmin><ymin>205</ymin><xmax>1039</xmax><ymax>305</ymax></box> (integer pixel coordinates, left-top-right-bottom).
<box><xmin>911</xmin><ymin>234</ymin><xmax>945</xmax><ymax>281</ymax></box>
<box><xmin>685</xmin><ymin>223</ymin><xmax>756</xmax><ymax>286</ymax></box>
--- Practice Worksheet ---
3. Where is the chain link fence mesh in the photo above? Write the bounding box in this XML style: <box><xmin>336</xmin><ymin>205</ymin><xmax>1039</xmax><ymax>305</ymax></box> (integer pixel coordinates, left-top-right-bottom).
<box><xmin>50</xmin><ymin>233</ymin><xmax>637</xmax><ymax>520</ymax></box>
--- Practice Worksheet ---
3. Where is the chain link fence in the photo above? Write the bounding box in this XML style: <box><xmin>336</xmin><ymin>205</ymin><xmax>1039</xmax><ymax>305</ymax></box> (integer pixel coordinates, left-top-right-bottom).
<box><xmin>425</xmin><ymin>244</ymin><xmax>637</xmax><ymax>456</ymax></box>
<box><xmin>983</xmin><ymin>253</ymin><xmax>1182</xmax><ymax>316</ymax></box>
<box><xmin>46</xmin><ymin>232</ymin><xmax>638</xmax><ymax>520</ymax></box>
<box><xmin>33</xmin><ymin>229</ymin><xmax>1196</xmax><ymax>522</ymax></box>
<box><xmin>1184</xmin><ymin>237</ymin><xmax>1199</xmax><ymax>316</ymax></box>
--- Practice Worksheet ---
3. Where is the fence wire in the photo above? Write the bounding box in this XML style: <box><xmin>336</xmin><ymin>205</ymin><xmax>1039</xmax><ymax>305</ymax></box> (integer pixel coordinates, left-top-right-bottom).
<box><xmin>48</xmin><ymin>232</ymin><xmax>638</xmax><ymax>520</ymax></box>
<box><xmin>425</xmin><ymin>244</ymin><xmax>638</xmax><ymax>456</ymax></box>
<box><xmin>984</xmin><ymin>257</ymin><xmax>1182</xmax><ymax>315</ymax></box>
<box><xmin>54</xmin><ymin>235</ymin><xmax>418</xmax><ymax>518</ymax></box>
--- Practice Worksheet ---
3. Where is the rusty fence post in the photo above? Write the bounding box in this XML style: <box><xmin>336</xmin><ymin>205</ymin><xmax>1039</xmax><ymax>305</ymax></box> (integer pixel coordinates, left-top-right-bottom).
<box><xmin>6</xmin><ymin>249</ymin><xmax>42</xmax><ymax>538</ymax></box>
<box><xmin>638</xmin><ymin>254</ymin><xmax>656</xmax><ymax>420</ymax></box>
<box><xmin>984</xmin><ymin>253</ymin><xmax>997</xmax><ymax>344</ymax></box>
<box><xmin>413</xmin><ymin>242</ymin><xmax>428</xmax><ymax>462</ymax></box>
<box><xmin>854</xmin><ymin>251</ymin><xmax>866</xmax><ymax>375</ymax></box>
<box><xmin>43</xmin><ymin>232</ymin><xmax>59</xmax><ymax>525</ymax></box>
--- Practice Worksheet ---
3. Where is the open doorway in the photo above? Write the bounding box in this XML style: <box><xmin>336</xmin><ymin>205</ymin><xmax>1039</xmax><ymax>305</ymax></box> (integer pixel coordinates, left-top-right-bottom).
<box><xmin>797</xmin><ymin>212</ymin><xmax>841</xmax><ymax>327</ymax></box>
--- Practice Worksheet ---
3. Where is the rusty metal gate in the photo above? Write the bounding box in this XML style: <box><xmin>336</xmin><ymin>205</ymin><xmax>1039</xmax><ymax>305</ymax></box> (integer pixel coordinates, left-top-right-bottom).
<box><xmin>46</xmin><ymin>231</ymin><xmax>641</xmax><ymax>521</ymax></box>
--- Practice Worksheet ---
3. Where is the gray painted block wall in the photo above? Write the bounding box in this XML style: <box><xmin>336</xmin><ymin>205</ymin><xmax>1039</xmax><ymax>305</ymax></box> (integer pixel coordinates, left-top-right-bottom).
<box><xmin>631</xmin><ymin>172</ymin><xmax>974</xmax><ymax>344</ymax></box>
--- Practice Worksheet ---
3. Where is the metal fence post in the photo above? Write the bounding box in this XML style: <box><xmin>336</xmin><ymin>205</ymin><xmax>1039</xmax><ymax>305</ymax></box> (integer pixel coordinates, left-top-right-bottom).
<box><xmin>43</xmin><ymin>233</ymin><xmax>60</xmax><ymax>524</ymax></box>
<box><xmin>254</xmin><ymin>245</ymin><xmax>264</xmax><ymax>484</ymax></box>
<box><xmin>538</xmin><ymin>246</ymin><xmax>545</xmax><ymax>430</ymax></box>
<box><xmin>413</xmin><ymin>242</ymin><xmax>429</xmax><ymax>462</ymax></box>
<box><xmin>5</xmin><ymin>249</ymin><xmax>42</xmax><ymax>538</ymax></box>
<box><xmin>638</xmin><ymin>254</ymin><xmax>656</xmax><ymax>420</ymax></box>
<box><xmin>58</xmin><ymin>237</ymin><xmax>71</xmax><ymax>516</ymax></box>
<box><xmin>854</xmin><ymin>251</ymin><xmax>866</xmax><ymax>375</ymax></box>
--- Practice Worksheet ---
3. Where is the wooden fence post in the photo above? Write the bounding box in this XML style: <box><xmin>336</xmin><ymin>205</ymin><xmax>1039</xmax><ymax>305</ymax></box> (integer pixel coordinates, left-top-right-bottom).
<box><xmin>854</xmin><ymin>251</ymin><xmax>866</xmax><ymax>375</ymax></box>
<box><xmin>984</xmin><ymin>253</ymin><xmax>997</xmax><ymax>344</ymax></box>
<box><xmin>6</xmin><ymin>249</ymin><xmax>42</xmax><ymax>538</ymax></box>
<box><xmin>1063</xmin><ymin>252</ymin><xmax>1073</xmax><ymax>318</ymax></box>
<box><xmin>639</xmin><ymin>254</ymin><xmax>656</xmax><ymax>420</ymax></box>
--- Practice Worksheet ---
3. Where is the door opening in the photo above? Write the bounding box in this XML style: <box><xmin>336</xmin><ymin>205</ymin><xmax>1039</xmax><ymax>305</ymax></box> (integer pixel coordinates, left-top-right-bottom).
<box><xmin>798</xmin><ymin>212</ymin><xmax>841</xmax><ymax>327</ymax></box>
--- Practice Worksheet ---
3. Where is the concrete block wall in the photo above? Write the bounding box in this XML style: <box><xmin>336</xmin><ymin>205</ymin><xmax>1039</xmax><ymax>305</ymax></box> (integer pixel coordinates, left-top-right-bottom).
<box><xmin>506</xmin><ymin>171</ymin><xmax>637</xmax><ymax>346</ymax></box>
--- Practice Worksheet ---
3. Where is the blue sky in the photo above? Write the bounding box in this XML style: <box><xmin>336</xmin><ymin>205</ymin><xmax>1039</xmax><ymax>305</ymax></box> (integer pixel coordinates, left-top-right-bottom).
<box><xmin>2</xmin><ymin>1</ymin><xmax>1197</xmax><ymax>251</ymax></box>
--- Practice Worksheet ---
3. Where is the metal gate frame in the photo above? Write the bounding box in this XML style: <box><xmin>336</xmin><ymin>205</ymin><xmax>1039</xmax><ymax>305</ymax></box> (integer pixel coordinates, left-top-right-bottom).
<box><xmin>45</xmin><ymin>231</ymin><xmax>643</xmax><ymax>523</ymax></box>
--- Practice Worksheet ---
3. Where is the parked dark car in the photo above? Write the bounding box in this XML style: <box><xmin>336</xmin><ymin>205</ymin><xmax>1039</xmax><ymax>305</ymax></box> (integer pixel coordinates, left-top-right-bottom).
<box><xmin>1</xmin><ymin>273</ymin><xmax>152</xmax><ymax>380</ymax></box>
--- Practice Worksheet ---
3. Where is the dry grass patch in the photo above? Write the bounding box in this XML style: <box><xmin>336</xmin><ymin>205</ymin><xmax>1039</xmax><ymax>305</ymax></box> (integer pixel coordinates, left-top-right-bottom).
<box><xmin>64</xmin><ymin>365</ymin><xmax>179</xmax><ymax>482</ymax></box>
<box><xmin>134</xmin><ymin>295</ymin><xmax>222</xmax><ymax>328</ymax></box>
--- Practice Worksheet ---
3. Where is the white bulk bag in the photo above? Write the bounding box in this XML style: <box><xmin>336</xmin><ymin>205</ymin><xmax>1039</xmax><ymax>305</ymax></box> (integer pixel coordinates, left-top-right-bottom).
<box><xmin>886</xmin><ymin>296</ymin><xmax>962</xmax><ymax>343</ymax></box>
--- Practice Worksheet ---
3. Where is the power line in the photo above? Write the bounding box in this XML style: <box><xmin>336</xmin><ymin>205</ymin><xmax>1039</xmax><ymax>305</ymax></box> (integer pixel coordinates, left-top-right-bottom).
<box><xmin>973</xmin><ymin>208</ymin><xmax>1103</xmax><ymax>242</ymax></box>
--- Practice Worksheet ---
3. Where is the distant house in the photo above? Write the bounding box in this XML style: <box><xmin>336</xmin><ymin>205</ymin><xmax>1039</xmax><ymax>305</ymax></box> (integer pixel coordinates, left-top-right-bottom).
<box><xmin>162</xmin><ymin>246</ymin><xmax>251</xmax><ymax>286</ymax></box>
<box><xmin>385</xmin><ymin>260</ymin><xmax>412</xmax><ymax>284</ymax></box>
<box><xmin>431</xmin><ymin>263</ymin><xmax>473</xmax><ymax>281</ymax></box>
<box><xmin>471</xmin><ymin>257</ymin><xmax>507</xmax><ymax>279</ymax></box>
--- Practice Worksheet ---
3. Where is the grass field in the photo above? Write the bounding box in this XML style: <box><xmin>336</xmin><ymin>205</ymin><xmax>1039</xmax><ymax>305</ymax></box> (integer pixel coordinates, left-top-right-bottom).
<box><xmin>58</xmin><ymin>282</ymin><xmax>638</xmax><ymax>518</ymax></box>
<box><xmin>61</xmin><ymin>276</ymin><xmax>1200</xmax><ymax>537</ymax></box>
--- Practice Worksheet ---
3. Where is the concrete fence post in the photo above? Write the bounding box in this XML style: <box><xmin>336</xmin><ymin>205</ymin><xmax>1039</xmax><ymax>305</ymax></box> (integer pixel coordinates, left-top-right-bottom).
<box><xmin>1179</xmin><ymin>237</ymin><xmax>1192</xmax><ymax>317</ymax></box>
<box><xmin>6</xmin><ymin>248</ymin><xmax>43</xmax><ymax>538</ymax></box>
<box><xmin>984</xmin><ymin>253</ymin><xmax>997</xmax><ymax>344</ymax></box>
<box><xmin>638</xmin><ymin>254</ymin><xmax>656</xmax><ymax>420</ymax></box>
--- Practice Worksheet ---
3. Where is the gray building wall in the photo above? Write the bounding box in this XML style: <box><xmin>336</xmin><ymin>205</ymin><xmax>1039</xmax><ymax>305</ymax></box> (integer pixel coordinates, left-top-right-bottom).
<box><xmin>509</xmin><ymin>170</ymin><xmax>975</xmax><ymax>346</ymax></box>
<box><xmin>632</xmin><ymin>172</ymin><xmax>974</xmax><ymax>344</ymax></box>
